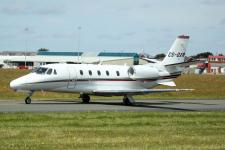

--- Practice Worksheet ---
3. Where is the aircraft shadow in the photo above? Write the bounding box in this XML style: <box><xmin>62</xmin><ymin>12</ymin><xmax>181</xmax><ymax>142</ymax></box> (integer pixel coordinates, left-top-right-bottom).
<box><xmin>91</xmin><ymin>101</ymin><xmax>195</xmax><ymax>111</ymax></box>
<box><xmin>30</xmin><ymin>100</ymin><xmax>197</xmax><ymax>112</ymax></box>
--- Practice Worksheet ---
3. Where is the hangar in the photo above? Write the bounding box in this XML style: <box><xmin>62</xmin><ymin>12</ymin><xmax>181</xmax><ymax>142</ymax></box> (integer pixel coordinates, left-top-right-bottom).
<box><xmin>0</xmin><ymin>51</ymin><xmax>148</xmax><ymax>69</ymax></box>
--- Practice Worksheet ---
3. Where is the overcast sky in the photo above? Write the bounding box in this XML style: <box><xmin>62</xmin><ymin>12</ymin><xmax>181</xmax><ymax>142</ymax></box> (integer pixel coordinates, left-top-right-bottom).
<box><xmin>0</xmin><ymin>0</ymin><xmax>225</xmax><ymax>55</ymax></box>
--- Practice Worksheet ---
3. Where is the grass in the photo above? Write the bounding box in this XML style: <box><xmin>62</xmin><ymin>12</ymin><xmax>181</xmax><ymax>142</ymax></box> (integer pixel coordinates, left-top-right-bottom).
<box><xmin>0</xmin><ymin>112</ymin><xmax>225</xmax><ymax>150</ymax></box>
<box><xmin>0</xmin><ymin>70</ymin><xmax>225</xmax><ymax>149</ymax></box>
<box><xmin>0</xmin><ymin>69</ymin><xmax>225</xmax><ymax>100</ymax></box>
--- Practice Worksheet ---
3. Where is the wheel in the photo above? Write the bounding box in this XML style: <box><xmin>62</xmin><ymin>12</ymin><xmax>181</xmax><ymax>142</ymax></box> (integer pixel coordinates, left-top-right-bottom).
<box><xmin>123</xmin><ymin>97</ymin><xmax>133</xmax><ymax>106</ymax></box>
<box><xmin>25</xmin><ymin>97</ymin><xmax>31</xmax><ymax>104</ymax></box>
<box><xmin>82</xmin><ymin>95</ymin><xmax>90</xmax><ymax>103</ymax></box>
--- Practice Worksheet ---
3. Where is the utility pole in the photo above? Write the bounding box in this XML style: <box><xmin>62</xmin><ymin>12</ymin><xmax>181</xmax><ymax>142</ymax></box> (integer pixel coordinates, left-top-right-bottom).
<box><xmin>24</xmin><ymin>27</ymin><xmax>29</xmax><ymax>68</ymax></box>
<box><xmin>77</xmin><ymin>26</ymin><xmax>82</xmax><ymax>63</ymax></box>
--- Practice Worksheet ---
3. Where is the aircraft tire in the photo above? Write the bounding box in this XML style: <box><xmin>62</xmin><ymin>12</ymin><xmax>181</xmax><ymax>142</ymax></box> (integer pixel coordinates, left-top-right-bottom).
<box><xmin>123</xmin><ymin>97</ymin><xmax>132</xmax><ymax>106</ymax></box>
<box><xmin>82</xmin><ymin>95</ymin><xmax>90</xmax><ymax>103</ymax></box>
<box><xmin>25</xmin><ymin>97</ymin><xmax>31</xmax><ymax>104</ymax></box>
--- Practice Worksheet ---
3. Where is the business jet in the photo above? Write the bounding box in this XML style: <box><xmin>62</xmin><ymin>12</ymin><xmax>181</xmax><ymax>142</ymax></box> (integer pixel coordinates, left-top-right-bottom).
<box><xmin>10</xmin><ymin>35</ymin><xmax>192</xmax><ymax>105</ymax></box>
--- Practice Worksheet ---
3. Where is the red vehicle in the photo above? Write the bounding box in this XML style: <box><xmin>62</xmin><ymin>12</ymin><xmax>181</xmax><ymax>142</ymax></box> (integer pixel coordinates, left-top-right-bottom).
<box><xmin>18</xmin><ymin>66</ymin><xmax>29</xmax><ymax>70</ymax></box>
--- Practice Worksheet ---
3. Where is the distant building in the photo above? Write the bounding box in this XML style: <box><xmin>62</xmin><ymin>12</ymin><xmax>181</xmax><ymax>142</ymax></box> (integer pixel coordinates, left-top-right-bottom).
<box><xmin>193</xmin><ymin>55</ymin><xmax>225</xmax><ymax>75</ymax></box>
<box><xmin>0</xmin><ymin>51</ymin><xmax>148</xmax><ymax>69</ymax></box>
<box><xmin>0</xmin><ymin>51</ymin><xmax>36</xmax><ymax>56</ymax></box>
<box><xmin>207</xmin><ymin>55</ymin><xmax>225</xmax><ymax>74</ymax></box>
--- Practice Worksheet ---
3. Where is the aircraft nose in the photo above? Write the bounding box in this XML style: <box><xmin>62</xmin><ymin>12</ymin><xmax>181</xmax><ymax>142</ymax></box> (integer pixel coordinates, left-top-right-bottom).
<box><xmin>10</xmin><ymin>79</ymin><xmax>19</xmax><ymax>90</ymax></box>
<box><xmin>10</xmin><ymin>74</ymin><xmax>32</xmax><ymax>91</ymax></box>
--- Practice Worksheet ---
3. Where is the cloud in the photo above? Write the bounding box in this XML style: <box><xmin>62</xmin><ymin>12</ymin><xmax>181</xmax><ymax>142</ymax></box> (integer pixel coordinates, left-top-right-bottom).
<box><xmin>97</xmin><ymin>34</ymin><xmax>123</xmax><ymax>41</ymax></box>
<box><xmin>34</xmin><ymin>34</ymin><xmax>50</xmax><ymax>39</ymax></box>
<box><xmin>1</xmin><ymin>2</ymin><xmax>28</xmax><ymax>15</ymax></box>
<box><xmin>0</xmin><ymin>2</ymin><xmax>66</xmax><ymax>15</ymax></box>
<box><xmin>98</xmin><ymin>32</ymin><xmax>136</xmax><ymax>41</ymax></box>
<box><xmin>0</xmin><ymin>34</ymin><xmax>16</xmax><ymax>40</ymax></box>
<box><xmin>123</xmin><ymin>32</ymin><xmax>136</xmax><ymax>37</ymax></box>
<box><xmin>219</xmin><ymin>18</ymin><xmax>225</xmax><ymax>25</ymax></box>
<box><xmin>52</xmin><ymin>33</ymin><xmax>74</xmax><ymax>39</ymax></box>
<box><xmin>139</xmin><ymin>2</ymin><xmax>152</xmax><ymax>9</ymax></box>
<box><xmin>201</xmin><ymin>0</ymin><xmax>225</xmax><ymax>5</ymax></box>
<box><xmin>33</xmin><ymin>6</ymin><xmax>66</xmax><ymax>15</ymax></box>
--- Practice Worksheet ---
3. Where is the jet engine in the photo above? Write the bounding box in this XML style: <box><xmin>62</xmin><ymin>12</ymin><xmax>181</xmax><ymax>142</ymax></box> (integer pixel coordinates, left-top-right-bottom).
<box><xmin>128</xmin><ymin>65</ymin><xmax>159</xmax><ymax>79</ymax></box>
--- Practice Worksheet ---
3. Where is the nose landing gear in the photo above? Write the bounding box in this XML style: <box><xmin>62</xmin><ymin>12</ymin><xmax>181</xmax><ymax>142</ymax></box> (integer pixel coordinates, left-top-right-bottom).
<box><xmin>25</xmin><ymin>92</ymin><xmax>34</xmax><ymax>104</ymax></box>
<box><xmin>25</xmin><ymin>97</ymin><xmax>31</xmax><ymax>104</ymax></box>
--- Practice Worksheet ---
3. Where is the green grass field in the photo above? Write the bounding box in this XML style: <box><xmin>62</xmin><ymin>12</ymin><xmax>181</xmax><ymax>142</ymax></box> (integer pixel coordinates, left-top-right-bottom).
<box><xmin>0</xmin><ymin>112</ymin><xmax>225</xmax><ymax>150</ymax></box>
<box><xmin>1</xmin><ymin>70</ymin><xmax>225</xmax><ymax>149</ymax></box>
<box><xmin>0</xmin><ymin>69</ymin><xmax>225</xmax><ymax>100</ymax></box>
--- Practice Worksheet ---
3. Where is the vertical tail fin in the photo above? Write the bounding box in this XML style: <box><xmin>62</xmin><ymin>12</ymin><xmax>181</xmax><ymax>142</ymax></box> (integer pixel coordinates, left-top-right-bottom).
<box><xmin>162</xmin><ymin>35</ymin><xmax>189</xmax><ymax>65</ymax></box>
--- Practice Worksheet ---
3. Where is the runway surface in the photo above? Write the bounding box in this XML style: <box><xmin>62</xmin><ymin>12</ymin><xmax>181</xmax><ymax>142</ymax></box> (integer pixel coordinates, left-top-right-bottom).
<box><xmin>0</xmin><ymin>99</ymin><xmax>225</xmax><ymax>112</ymax></box>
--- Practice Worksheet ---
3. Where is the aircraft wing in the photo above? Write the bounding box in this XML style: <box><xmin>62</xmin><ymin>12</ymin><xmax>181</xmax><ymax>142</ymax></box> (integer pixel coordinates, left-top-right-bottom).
<box><xmin>92</xmin><ymin>88</ymin><xmax>193</xmax><ymax>96</ymax></box>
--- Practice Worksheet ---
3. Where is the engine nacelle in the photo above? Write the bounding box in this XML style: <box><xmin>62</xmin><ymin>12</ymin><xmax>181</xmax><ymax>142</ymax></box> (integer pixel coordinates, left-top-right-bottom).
<box><xmin>128</xmin><ymin>65</ymin><xmax>159</xmax><ymax>79</ymax></box>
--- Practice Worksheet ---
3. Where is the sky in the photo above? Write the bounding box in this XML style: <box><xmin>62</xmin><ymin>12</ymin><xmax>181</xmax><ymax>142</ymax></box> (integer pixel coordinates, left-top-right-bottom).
<box><xmin>0</xmin><ymin>0</ymin><xmax>225</xmax><ymax>55</ymax></box>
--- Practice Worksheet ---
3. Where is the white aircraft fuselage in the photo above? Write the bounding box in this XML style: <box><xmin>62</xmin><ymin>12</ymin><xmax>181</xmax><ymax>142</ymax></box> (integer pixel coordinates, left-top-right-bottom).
<box><xmin>10</xmin><ymin>63</ymin><xmax>178</xmax><ymax>93</ymax></box>
<box><xmin>10</xmin><ymin>35</ymin><xmax>191</xmax><ymax>105</ymax></box>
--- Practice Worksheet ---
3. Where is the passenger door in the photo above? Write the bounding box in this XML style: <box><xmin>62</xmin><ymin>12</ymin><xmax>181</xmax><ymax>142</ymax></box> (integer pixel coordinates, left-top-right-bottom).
<box><xmin>67</xmin><ymin>67</ymin><xmax>77</xmax><ymax>89</ymax></box>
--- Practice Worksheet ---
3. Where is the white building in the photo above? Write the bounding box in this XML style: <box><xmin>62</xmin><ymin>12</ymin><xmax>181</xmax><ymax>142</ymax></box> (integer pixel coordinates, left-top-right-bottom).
<box><xmin>0</xmin><ymin>51</ymin><xmax>147</xmax><ymax>69</ymax></box>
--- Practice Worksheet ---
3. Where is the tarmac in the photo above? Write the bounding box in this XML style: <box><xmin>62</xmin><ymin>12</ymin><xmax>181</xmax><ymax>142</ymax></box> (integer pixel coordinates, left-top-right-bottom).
<box><xmin>0</xmin><ymin>99</ymin><xmax>225</xmax><ymax>112</ymax></box>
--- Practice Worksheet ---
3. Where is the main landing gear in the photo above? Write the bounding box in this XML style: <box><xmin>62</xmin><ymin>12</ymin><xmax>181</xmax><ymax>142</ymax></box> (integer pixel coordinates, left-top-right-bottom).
<box><xmin>25</xmin><ymin>92</ymin><xmax>34</xmax><ymax>104</ymax></box>
<box><xmin>123</xmin><ymin>95</ymin><xmax>135</xmax><ymax>106</ymax></box>
<box><xmin>79</xmin><ymin>94</ymin><xmax>135</xmax><ymax>106</ymax></box>
<box><xmin>80</xmin><ymin>94</ymin><xmax>90</xmax><ymax>103</ymax></box>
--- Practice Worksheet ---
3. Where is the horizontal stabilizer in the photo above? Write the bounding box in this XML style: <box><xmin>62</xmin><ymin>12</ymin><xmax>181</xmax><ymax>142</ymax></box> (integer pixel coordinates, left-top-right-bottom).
<box><xmin>165</xmin><ymin>60</ymin><xmax>204</xmax><ymax>67</ymax></box>
<box><xmin>141</xmin><ymin>58</ymin><xmax>160</xmax><ymax>63</ymax></box>
<box><xmin>158</xmin><ymin>81</ymin><xmax>176</xmax><ymax>86</ymax></box>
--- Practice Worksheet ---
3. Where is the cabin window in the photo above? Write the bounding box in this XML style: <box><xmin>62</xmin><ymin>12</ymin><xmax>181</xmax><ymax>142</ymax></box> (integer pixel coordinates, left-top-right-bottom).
<box><xmin>116</xmin><ymin>71</ymin><xmax>120</xmax><ymax>76</ymax></box>
<box><xmin>46</xmin><ymin>69</ymin><xmax>52</xmax><ymax>75</ymax></box>
<box><xmin>54</xmin><ymin>69</ymin><xmax>57</xmax><ymax>75</ymax></box>
<box><xmin>106</xmin><ymin>70</ymin><xmax>109</xmax><ymax>76</ymax></box>
<box><xmin>80</xmin><ymin>70</ymin><xmax>83</xmax><ymax>75</ymax></box>
<box><xmin>89</xmin><ymin>70</ymin><xmax>92</xmax><ymax>76</ymax></box>
<box><xmin>97</xmin><ymin>70</ymin><xmax>101</xmax><ymax>76</ymax></box>
<box><xmin>35</xmin><ymin>67</ymin><xmax>48</xmax><ymax>74</ymax></box>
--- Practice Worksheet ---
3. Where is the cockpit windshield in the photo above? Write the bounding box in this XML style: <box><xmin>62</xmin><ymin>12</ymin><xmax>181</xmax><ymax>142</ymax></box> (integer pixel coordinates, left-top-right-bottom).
<box><xmin>34</xmin><ymin>67</ymin><xmax>48</xmax><ymax>74</ymax></box>
<box><xmin>33</xmin><ymin>67</ymin><xmax>57</xmax><ymax>75</ymax></box>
